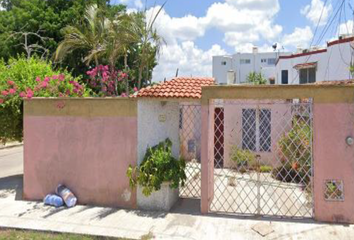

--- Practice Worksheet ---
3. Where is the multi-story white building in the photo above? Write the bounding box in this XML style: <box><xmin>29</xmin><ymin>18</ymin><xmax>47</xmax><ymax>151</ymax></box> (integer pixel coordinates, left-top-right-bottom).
<box><xmin>275</xmin><ymin>35</ymin><xmax>354</xmax><ymax>85</ymax></box>
<box><xmin>213</xmin><ymin>47</ymin><xmax>291</xmax><ymax>84</ymax></box>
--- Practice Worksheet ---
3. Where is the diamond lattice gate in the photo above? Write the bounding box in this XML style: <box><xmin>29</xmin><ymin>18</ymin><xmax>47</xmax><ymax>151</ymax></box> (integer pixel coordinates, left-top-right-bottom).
<box><xmin>210</xmin><ymin>99</ymin><xmax>314</xmax><ymax>219</ymax></box>
<box><xmin>179</xmin><ymin>103</ymin><xmax>202</xmax><ymax>199</ymax></box>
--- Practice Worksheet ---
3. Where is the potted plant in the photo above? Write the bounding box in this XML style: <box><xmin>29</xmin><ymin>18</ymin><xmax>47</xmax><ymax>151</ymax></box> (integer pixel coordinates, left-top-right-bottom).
<box><xmin>127</xmin><ymin>138</ymin><xmax>186</xmax><ymax>211</ymax></box>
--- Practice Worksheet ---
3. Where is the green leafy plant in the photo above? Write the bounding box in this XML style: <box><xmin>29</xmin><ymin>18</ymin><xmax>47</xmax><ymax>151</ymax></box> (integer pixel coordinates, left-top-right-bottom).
<box><xmin>230</xmin><ymin>146</ymin><xmax>256</xmax><ymax>173</ymax></box>
<box><xmin>273</xmin><ymin>117</ymin><xmax>312</xmax><ymax>184</ymax></box>
<box><xmin>259</xmin><ymin>165</ymin><xmax>273</xmax><ymax>173</ymax></box>
<box><xmin>246</xmin><ymin>72</ymin><xmax>267</xmax><ymax>85</ymax></box>
<box><xmin>126</xmin><ymin>139</ymin><xmax>187</xmax><ymax>196</ymax></box>
<box><xmin>0</xmin><ymin>56</ymin><xmax>90</xmax><ymax>143</ymax></box>
<box><xmin>350</xmin><ymin>63</ymin><xmax>354</xmax><ymax>78</ymax></box>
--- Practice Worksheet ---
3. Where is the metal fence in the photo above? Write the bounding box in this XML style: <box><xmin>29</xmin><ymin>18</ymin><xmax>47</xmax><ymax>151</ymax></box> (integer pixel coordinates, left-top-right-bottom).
<box><xmin>179</xmin><ymin>103</ymin><xmax>202</xmax><ymax>199</ymax></box>
<box><xmin>210</xmin><ymin>99</ymin><xmax>314</xmax><ymax>219</ymax></box>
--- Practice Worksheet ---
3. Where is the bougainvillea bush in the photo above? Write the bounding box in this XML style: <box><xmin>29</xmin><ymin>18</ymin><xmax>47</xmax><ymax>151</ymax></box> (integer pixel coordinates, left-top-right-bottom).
<box><xmin>86</xmin><ymin>65</ymin><xmax>138</xmax><ymax>97</ymax></box>
<box><xmin>0</xmin><ymin>56</ymin><xmax>90</xmax><ymax>143</ymax></box>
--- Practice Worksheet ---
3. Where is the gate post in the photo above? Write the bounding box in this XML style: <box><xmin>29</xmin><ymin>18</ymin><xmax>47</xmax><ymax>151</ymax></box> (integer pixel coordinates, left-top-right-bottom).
<box><xmin>201</xmin><ymin>101</ymin><xmax>213</xmax><ymax>213</ymax></box>
<box><xmin>313</xmin><ymin>101</ymin><xmax>354</xmax><ymax>223</ymax></box>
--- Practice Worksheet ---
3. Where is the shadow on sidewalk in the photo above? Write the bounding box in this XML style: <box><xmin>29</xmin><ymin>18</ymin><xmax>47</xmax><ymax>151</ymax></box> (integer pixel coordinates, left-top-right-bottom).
<box><xmin>0</xmin><ymin>174</ymin><xmax>23</xmax><ymax>200</ymax></box>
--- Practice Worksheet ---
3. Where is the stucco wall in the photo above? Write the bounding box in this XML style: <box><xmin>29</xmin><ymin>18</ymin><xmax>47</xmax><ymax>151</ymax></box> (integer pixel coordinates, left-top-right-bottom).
<box><xmin>222</xmin><ymin>99</ymin><xmax>291</xmax><ymax>168</ymax></box>
<box><xmin>24</xmin><ymin>98</ymin><xmax>137</xmax><ymax>209</ymax></box>
<box><xmin>313</xmin><ymin>103</ymin><xmax>354</xmax><ymax>223</ymax></box>
<box><xmin>137</xmin><ymin>100</ymin><xmax>180</xmax><ymax>165</ymax></box>
<box><xmin>276</xmin><ymin>40</ymin><xmax>353</xmax><ymax>84</ymax></box>
<box><xmin>137</xmin><ymin>100</ymin><xmax>180</xmax><ymax>209</ymax></box>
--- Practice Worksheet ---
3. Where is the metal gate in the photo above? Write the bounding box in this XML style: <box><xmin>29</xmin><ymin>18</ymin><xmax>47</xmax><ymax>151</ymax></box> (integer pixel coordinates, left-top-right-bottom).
<box><xmin>210</xmin><ymin>99</ymin><xmax>314</xmax><ymax>219</ymax></box>
<box><xmin>179</xmin><ymin>103</ymin><xmax>202</xmax><ymax>198</ymax></box>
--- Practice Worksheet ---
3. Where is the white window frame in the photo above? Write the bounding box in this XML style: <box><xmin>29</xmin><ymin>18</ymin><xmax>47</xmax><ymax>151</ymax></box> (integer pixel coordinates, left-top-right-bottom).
<box><xmin>242</xmin><ymin>108</ymin><xmax>271</xmax><ymax>152</ymax></box>
<box><xmin>240</xmin><ymin>59</ymin><xmax>251</xmax><ymax>65</ymax></box>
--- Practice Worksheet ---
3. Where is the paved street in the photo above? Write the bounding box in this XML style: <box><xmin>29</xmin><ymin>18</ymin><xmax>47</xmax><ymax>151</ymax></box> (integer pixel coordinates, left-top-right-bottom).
<box><xmin>0</xmin><ymin>146</ymin><xmax>23</xmax><ymax>178</ymax></box>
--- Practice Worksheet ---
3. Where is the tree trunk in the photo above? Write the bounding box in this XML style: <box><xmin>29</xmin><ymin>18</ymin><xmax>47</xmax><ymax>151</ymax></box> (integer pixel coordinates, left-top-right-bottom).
<box><xmin>124</xmin><ymin>52</ymin><xmax>129</xmax><ymax>95</ymax></box>
<box><xmin>138</xmin><ymin>65</ymin><xmax>143</xmax><ymax>90</ymax></box>
<box><xmin>95</xmin><ymin>56</ymin><xmax>103</xmax><ymax>92</ymax></box>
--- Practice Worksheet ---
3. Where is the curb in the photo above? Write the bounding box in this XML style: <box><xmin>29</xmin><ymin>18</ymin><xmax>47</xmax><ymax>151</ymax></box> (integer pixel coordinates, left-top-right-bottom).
<box><xmin>0</xmin><ymin>143</ymin><xmax>23</xmax><ymax>150</ymax></box>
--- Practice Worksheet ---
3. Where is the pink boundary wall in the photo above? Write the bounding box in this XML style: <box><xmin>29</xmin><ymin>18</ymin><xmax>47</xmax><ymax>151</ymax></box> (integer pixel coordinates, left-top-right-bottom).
<box><xmin>313</xmin><ymin>103</ymin><xmax>354</xmax><ymax>223</ymax></box>
<box><xmin>24</xmin><ymin>99</ymin><xmax>137</xmax><ymax>209</ymax></box>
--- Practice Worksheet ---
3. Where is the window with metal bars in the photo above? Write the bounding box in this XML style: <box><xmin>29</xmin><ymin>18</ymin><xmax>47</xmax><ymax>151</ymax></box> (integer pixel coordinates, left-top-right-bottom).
<box><xmin>242</xmin><ymin>108</ymin><xmax>271</xmax><ymax>152</ymax></box>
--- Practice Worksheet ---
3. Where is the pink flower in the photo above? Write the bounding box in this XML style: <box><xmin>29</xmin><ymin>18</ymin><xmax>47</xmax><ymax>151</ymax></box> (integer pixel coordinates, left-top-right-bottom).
<box><xmin>66</xmin><ymin>90</ymin><xmax>71</xmax><ymax>95</ymax></box>
<box><xmin>59</xmin><ymin>74</ymin><xmax>65</xmax><ymax>81</ymax></box>
<box><xmin>35</xmin><ymin>77</ymin><xmax>41</xmax><ymax>82</ymax></box>
<box><xmin>0</xmin><ymin>99</ymin><xmax>4</xmax><ymax>104</ymax></box>
<box><xmin>44</xmin><ymin>77</ymin><xmax>50</xmax><ymax>82</ymax></box>
<box><xmin>26</xmin><ymin>89</ymin><xmax>34</xmax><ymax>99</ymax></box>
<box><xmin>1</xmin><ymin>90</ymin><xmax>8</xmax><ymax>96</ymax></box>
<box><xmin>9</xmin><ymin>89</ymin><xmax>16</xmax><ymax>94</ymax></box>
<box><xmin>41</xmin><ymin>82</ymin><xmax>48</xmax><ymax>88</ymax></box>
<box><xmin>7</xmin><ymin>80</ymin><xmax>15</xmax><ymax>86</ymax></box>
<box><xmin>133</xmin><ymin>87</ymin><xmax>138</xmax><ymax>92</ymax></box>
<box><xmin>19</xmin><ymin>92</ymin><xmax>26</xmax><ymax>98</ymax></box>
<box><xmin>121</xmin><ymin>92</ymin><xmax>127</xmax><ymax>97</ymax></box>
<box><xmin>52</xmin><ymin>75</ymin><xmax>58</xmax><ymax>80</ymax></box>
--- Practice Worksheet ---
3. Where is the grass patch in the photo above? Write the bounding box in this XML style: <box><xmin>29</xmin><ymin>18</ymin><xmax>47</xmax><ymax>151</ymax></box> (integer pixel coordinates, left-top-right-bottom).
<box><xmin>0</xmin><ymin>229</ymin><xmax>133</xmax><ymax>240</ymax></box>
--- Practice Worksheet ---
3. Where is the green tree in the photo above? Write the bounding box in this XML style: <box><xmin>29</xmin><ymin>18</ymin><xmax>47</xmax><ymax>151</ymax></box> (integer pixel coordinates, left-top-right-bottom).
<box><xmin>0</xmin><ymin>0</ymin><xmax>125</xmax><ymax>75</ymax></box>
<box><xmin>130</xmin><ymin>9</ymin><xmax>165</xmax><ymax>89</ymax></box>
<box><xmin>246</xmin><ymin>72</ymin><xmax>267</xmax><ymax>85</ymax></box>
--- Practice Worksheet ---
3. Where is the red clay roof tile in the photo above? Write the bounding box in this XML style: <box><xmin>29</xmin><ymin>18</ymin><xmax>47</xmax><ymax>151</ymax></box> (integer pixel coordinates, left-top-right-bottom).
<box><xmin>136</xmin><ymin>77</ymin><xmax>215</xmax><ymax>99</ymax></box>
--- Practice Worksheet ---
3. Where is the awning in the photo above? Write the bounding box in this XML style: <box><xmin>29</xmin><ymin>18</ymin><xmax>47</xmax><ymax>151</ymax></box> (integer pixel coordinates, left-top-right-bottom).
<box><xmin>294</xmin><ymin>62</ymin><xmax>317</xmax><ymax>70</ymax></box>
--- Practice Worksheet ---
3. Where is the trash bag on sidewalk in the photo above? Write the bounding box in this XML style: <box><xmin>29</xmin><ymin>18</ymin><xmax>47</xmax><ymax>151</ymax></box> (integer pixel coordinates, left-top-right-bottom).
<box><xmin>43</xmin><ymin>194</ymin><xmax>64</xmax><ymax>208</ymax></box>
<box><xmin>56</xmin><ymin>184</ymin><xmax>77</xmax><ymax>208</ymax></box>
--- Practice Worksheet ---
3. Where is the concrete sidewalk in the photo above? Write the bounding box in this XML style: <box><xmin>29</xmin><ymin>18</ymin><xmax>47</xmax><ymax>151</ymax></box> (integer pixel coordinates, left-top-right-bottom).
<box><xmin>0</xmin><ymin>176</ymin><xmax>353</xmax><ymax>240</ymax></box>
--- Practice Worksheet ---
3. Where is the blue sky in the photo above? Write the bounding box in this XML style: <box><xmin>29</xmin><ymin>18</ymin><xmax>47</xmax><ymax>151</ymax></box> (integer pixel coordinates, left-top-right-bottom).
<box><xmin>114</xmin><ymin>0</ymin><xmax>353</xmax><ymax>81</ymax></box>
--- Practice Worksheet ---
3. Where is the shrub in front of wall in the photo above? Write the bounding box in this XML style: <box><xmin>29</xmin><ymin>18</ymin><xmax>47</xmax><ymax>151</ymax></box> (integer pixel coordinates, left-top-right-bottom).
<box><xmin>230</xmin><ymin>146</ymin><xmax>256</xmax><ymax>173</ymax></box>
<box><xmin>127</xmin><ymin>138</ymin><xmax>187</xmax><ymax>196</ymax></box>
<box><xmin>0</xmin><ymin>56</ymin><xmax>90</xmax><ymax>143</ymax></box>
<box><xmin>274</xmin><ymin>117</ymin><xmax>312</xmax><ymax>184</ymax></box>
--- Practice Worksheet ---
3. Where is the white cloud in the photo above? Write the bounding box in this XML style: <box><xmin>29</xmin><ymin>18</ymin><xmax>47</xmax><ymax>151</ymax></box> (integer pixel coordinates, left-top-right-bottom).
<box><xmin>338</xmin><ymin>20</ymin><xmax>353</xmax><ymax>35</ymax></box>
<box><xmin>152</xmin><ymin>42</ymin><xmax>226</xmax><ymax>82</ymax></box>
<box><xmin>146</xmin><ymin>7</ymin><xmax>206</xmax><ymax>45</ymax></box>
<box><xmin>301</xmin><ymin>0</ymin><xmax>332</xmax><ymax>26</ymax></box>
<box><xmin>119</xmin><ymin>0</ymin><xmax>143</xmax><ymax>9</ymax></box>
<box><xmin>119</xmin><ymin>0</ymin><xmax>130</xmax><ymax>4</ymax></box>
<box><xmin>282</xmin><ymin>26</ymin><xmax>314</xmax><ymax>48</ymax></box>
<box><xmin>134</xmin><ymin>0</ymin><xmax>143</xmax><ymax>9</ymax></box>
<box><xmin>142</xmin><ymin>0</ymin><xmax>302</xmax><ymax>81</ymax></box>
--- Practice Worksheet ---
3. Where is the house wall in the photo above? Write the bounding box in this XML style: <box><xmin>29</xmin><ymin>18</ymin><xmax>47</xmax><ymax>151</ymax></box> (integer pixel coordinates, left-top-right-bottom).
<box><xmin>276</xmin><ymin>39</ymin><xmax>353</xmax><ymax>84</ymax></box>
<box><xmin>326</xmin><ymin>41</ymin><xmax>353</xmax><ymax>80</ymax></box>
<box><xmin>137</xmin><ymin>99</ymin><xmax>180</xmax><ymax>210</ymax></box>
<box><xmin>276</xmin><ymin>51</ymin><xmax>327</xmax><ymax>85</ymax></box>
<box><xmin>137</xmin><ymin>100</ymin><xmax>180</xmax><ymax>165</ymax></box>
<box><xmin>213</xmin><ymin>52</ymin><xmax>291</xmax><ymax>84</ymax></box>
<box><xmin>23</xmin><ymin>98</ymin><xmax>138</xmax><ymax>209</ymax></box>
<box><xmin>222</xmin><ymin>99</ymin><xmax>291</xmax><ymax>168</ymax></box>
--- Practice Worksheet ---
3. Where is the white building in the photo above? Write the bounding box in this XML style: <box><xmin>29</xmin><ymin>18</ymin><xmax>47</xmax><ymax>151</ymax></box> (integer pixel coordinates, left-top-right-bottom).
<box><xmin>213</xmin><ymin>47</ymin><xmax>291</xmax><ymax>84</ymax></box>
<box><xmin>276</xmin><ymin>35</ymin><xmax>354</xmax><ymax>85</ymax></box>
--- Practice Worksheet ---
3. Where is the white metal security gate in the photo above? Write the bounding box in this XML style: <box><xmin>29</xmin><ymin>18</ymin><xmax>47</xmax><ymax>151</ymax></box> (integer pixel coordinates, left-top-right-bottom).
<box><xmin>179</xmin><ymin>103</ymin><xmax>202</xmax><ymax>198</ymax></box>
<box><xmin>210</xmin><ymin>99</ymin><xmax>314</xmax><ymax>219</ymax></box>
